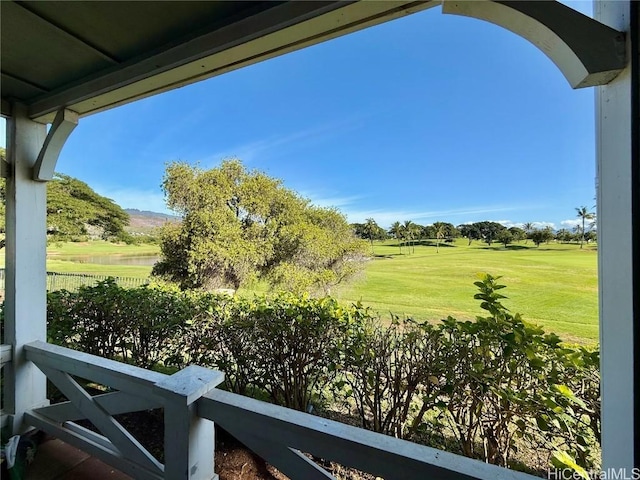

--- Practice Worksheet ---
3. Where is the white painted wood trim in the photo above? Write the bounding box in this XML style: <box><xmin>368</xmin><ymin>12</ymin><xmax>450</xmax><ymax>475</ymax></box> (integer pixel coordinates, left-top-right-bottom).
<box><xmin>199</xmin><ymin>390</ymin><xmax>538</xmax><ymax>480</ymax></box>
<box><xmin>25</xmin><ymin>341</ymin><xmax>165</xmax><ymax>395</ymax></box>
<box><xmin>594</xmin><ymin>0</ymin><xmax>635</xmax><ymax>472</ymax></box>
<box><xmin>3</xmin><ymin>104</ymin><xmax>49</xmax><ymax>434</ymax></box>
<box><xmin>154</xmin><ymin>365</ymin><xmax>224</xmax><ymax>405</ymax></box>
<box><xmin>28</xmin><ymin>2</ymin><xmax>439</xmax><ymax>123</ymax></box>
<box><xmin>33</xmin><ymin>108</ymin><xmax>78</xmax><ymax>181</ymax></box>
<box><xmin>443</xmin><ymin>1</ymin><xmax>626</xmax><ymax>88</ymax></box>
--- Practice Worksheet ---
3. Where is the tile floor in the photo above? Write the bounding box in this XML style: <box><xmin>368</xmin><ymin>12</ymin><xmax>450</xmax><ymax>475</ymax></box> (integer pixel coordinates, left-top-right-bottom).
<box><xmin>25</xmin><ymin>436</ymin><xmax>131</xmax><ymax>480</ymax></box>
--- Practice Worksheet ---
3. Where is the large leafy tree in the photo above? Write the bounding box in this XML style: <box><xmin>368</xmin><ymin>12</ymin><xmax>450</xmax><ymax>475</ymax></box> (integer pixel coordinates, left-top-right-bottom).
<box><xmin>531</xmin><ymin>228</ymin><xmax>554</xmax><ymax>247</ymax></box>
<box><xmin>575</xmin><ymin>206</ymin><xmax>595</xmax><ymax>249</ymax></box>
<box><xmin>495</xmin><ymin>229</ymin><xmax>514</xmax><ymax>248</ymax></box>
<box><xmin>46</xmin><ymin>174</ymin><xmax>130</xmax><ymax>241</ymax></box>
<box><xmin>352</xmin><ymin>218</ymin><xmax>386</xmax><ymax>246</ymax></box>
<box><xmin>508</xmin><ymin>226</ymin><xmax>527</xmax><ymax>242</ymax></box>
<box><xmin>457</xmin><ymin>223</ymin><xmax>482</xmax><ymax>245</ymax></box>
<box><xmin>473</xmin><ymin>221</ymin><xmax>507</xmax><ymax>246</ymax></box>
<box><xmin>1</xmin><ymin>149</ymin><xmax>129</xmax><ymax>244</ymax></box>
<box><xmin>152</xmin><ymin>159</ymin><xmax>366</xmax><ymax>293</ymax></box>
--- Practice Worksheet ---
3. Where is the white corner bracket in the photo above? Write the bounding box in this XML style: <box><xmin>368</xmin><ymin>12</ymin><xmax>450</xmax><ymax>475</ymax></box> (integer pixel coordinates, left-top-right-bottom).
<box><xmin>33</xmin><ymin>108</ymin><xmax>78</xmax><ymax>182</ymax></box>
<box><xmin>442</xmin><ymin>0</ymin><xmax>626</xmax><ymax>89</ymax></box>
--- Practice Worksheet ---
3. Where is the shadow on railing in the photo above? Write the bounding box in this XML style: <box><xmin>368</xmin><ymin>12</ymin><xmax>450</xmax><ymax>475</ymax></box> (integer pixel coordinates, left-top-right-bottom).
<box><xmin>23</xmin><ymin>341</ymin><xmax>538</xmax><ymax>480</ymax></box>
<box><xmin>1</xmin><ymin>343</ymin><xmax>12</xmax><ymax>428</ymax></box>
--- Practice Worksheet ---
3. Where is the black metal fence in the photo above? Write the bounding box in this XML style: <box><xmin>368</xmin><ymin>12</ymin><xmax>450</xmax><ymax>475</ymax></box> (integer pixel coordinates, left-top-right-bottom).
<box><xmin>0</xmin><ymin>268</ymin><xmax>149</xmax><ymax>294</ymax></box>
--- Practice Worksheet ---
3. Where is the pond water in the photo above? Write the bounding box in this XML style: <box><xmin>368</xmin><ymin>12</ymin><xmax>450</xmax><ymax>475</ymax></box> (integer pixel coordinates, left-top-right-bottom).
<box><xmin>51</xmin><ymin>254</ymin><xmax>161</xmax><ymax>266</ymax></box>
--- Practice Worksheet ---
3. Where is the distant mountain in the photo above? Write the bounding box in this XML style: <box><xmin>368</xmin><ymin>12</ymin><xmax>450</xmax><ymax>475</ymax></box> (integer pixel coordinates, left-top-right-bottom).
<box><xmin>125</xmin><ymin>209</ymin><xmax>180</xmax><ymax>232</ymax></box>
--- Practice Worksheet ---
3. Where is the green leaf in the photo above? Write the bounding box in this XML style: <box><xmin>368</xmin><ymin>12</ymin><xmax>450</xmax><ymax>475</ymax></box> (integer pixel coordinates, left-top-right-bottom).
<box><xmin>550</xmin><ymin>451</ymin><xmax>590</xmax><ymax>480</ymax></box>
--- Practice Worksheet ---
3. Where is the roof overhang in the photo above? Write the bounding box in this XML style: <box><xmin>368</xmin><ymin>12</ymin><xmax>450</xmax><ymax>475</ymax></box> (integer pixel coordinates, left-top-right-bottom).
<box><xmin>1</xmin><ymin>1</ymin><xmax>627</xmax><ymax>125</ymax></box>
<box><xmin>1</xmin><ymin>1</ymin><xmax>438</xmax><ymax>124</ymax></box>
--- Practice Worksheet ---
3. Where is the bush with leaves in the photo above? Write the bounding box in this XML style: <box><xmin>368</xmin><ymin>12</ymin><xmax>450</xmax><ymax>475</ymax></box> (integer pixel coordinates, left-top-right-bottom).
<box><xmin>171</xmin><ymin>292</ymin><xmax>262</xmax><ymax>396</ymax></box>
<box><xmin>46</xmin><ymin>279</ymin><xmax>193</xmax><ymax>367</ymax></box>
<box><xmin>43</xmin><ymin>274</ymin><xmax>601</xmax><ymax>474</ymax></box>
<box><xmin>338</xmin><ymin>315</ymin><xmax>444</xmax><ymax>438</ymax></box>
<box><xmin>434</xmin><ymin>275</ymin><xmax>599</xmax><ymax>470</ymax></box>
<box><xmin>120</xmin><ymin>286</ymin><xmax>193</xmax><ymax>369</ymax></box>
<box><xmin>182</xmin><ymin>293</ymin><xmax>363</xmax><ymax>411</ymax></box>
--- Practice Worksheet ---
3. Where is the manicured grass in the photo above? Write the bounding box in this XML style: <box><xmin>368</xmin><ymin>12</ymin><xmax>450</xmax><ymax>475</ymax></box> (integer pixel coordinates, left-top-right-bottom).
<box><xmin>44</xmin><ymin>259</ymin><xmax>154</xmax><ymax>278</ymax></box>
<box><xmin>334</xmin><ymin>239</ymin><xmax>598</xmax><ymax>344</ymax></box>
<box><xmin>1</xmin><ymin>239</ymin><xmax>598</xmax><ymax>343</ymax></box>
<box><xmin>0</xmin><ymin>241</ymin><xmax>160</xmax><ymax>278</ymax></box>
<box><xmin>47</xmin><ymin>240</ymin><xmax>160</xmax><ymax>256</ymax></box>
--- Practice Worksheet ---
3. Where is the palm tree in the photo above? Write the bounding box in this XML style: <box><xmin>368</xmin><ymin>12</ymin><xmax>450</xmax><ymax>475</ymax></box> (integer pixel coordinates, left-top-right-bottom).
<box><xmin>403</xmin><ymin>220</ymin><xmax>415</xmax><ymax>254</ymax></box>
<box><xmin>575</xmin><ymin>206</ymin><xmax>595</xmax><ymax>249</ymax></box>
<box><xmin>364</xmin><ymin>218</ymin><xmax>377</xmax><ymax>253</ymax></box>
<box><xmin>522</xmin><ymin>222</ymin><xmax>534</xmax><ymax>243</ymax></box>
<box><xmin>389</xmin><ymin>221</ymin><xmax>404</xmax><ymax>254</ymax></box>
<box><xmin>434</xmin><ymin>223</ymin><xmax>446</xmax><ymax>253</ymax></box>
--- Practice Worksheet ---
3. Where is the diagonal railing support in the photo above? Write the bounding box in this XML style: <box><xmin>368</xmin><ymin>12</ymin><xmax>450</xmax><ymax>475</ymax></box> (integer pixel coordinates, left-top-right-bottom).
<box><xmin>24</xmin><ymin>341</ymin><xmax>224</xmax><ymax>480</ymax></box>
<box><xmin>38</xmin><ymin>364</ymin><xmax>164</xmax><ymax>475</ymax></box>
<box><xmin>154</xmin><ymin>366</ymin><xmax>224</xmax><ymax>480</ymax></box>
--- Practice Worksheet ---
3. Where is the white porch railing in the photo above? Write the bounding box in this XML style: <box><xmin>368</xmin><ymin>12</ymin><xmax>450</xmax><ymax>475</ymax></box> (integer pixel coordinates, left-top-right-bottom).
<box><xmin>24</xmin><ymin>341</ymin><xmax>222</xmax><ymax>480</ymax></box>
<box><xmin>198</xmin><ymin>390</ymin><xmax>538</xmax><ymax>480</ymax></box>
<box><xmin>23</xmin><ymin>341</ymin><xmax>539</xmax><ymax>480</ymax></box>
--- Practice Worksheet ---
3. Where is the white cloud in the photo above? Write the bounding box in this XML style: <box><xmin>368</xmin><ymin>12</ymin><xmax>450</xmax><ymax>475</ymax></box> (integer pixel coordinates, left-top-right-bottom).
<box><xmin>202</xmin><ymin>116</ymin><xmax>365</xmax><ymax>164</ymax></box>
<box><xmin>495</xmin><ymin>220</ymin><xmax>515</xmax><ymax>227</ymax></box>
<box><xmin>530</xmin><ymin>221</ymin><xmax>556</xmax><ymax>229</ymax></box>
<box><xmin>560</xmin><ymin>219</ymin><xmax>582</xmax><ymax>228</ymax></box>
<box><xmin>303</xmin><ymin>193</ymin><xmax>364</xmax><ymax>209</ymax></box>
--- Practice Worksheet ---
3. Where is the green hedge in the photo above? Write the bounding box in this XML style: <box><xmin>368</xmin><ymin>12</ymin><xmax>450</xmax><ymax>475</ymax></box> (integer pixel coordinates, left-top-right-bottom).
<box><xmin>13</xmin><ymin>275</ymin><xmax>598</xmax><ymax>474</ymax></box>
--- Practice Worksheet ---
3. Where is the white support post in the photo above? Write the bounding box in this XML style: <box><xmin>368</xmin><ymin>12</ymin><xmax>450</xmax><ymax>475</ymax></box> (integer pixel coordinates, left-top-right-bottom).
<box><xmin>594</xmin><ymin>0</ymin><xmax>636</xmax><ymax>473</ymax></box>
<box><xmin>3</xmin><ymin>103</ymin><xmax>49</xmax><ymax>433</ymax></box>
<box><xmin>154</xmin><ymin>366</ymin><xmax>224</xmax><ymax>480</ymax></box>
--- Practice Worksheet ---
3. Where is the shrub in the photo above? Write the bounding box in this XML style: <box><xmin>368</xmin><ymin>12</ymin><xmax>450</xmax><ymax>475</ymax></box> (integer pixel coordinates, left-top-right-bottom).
<box><xmin>173</xmin><ymin>292</ymin><xmax>260</xmax><ymax>396</ymax></box>
<box><xmin>339</xmin><ymin>315</ymin><xmax>443</xmax><ymax>438</ymax></box>
<box><xmin>43</xmin><ymin>274</ymin><xmax>601</xmax><ymax>473</ymax></box>
<box><xmin>46</xmin><ymin>279</ymin><xmax>193</xmax><ymax>367</ymax></box>
<box><xmin>435</xmin><ymin>274</ymin><xmax>599</xmax><ymax>469</ymax></box>
<box><xmin>183</xmin><ymin>293</ymin><xmax>363</xmax><ymax>411</ymax></box>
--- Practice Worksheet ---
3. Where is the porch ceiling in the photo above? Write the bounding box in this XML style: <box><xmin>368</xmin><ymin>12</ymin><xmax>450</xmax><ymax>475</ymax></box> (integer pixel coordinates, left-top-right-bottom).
<box><xmin>0</xmin><ymin>0</ymin><xmax>437</xmax><ymax>124</ymax></box>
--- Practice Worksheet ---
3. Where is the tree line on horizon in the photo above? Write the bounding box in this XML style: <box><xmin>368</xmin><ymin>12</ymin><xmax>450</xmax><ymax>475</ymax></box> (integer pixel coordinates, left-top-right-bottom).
<box><xmin>351</xmin><ymin>210</ymin><xmax>597</xmax><ymax>251</ymax></box>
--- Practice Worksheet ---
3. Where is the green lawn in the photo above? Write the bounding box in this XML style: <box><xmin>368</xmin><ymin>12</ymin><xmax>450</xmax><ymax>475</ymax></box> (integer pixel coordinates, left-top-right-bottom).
<box><xmin>334</xmin><ymin>240</ymin><xmax>598</xmax><ymax>344</ymax></box>
<box><xmin>47</xmin><ymin>241</ymin><xmax>160</xmax><ymax>256</ymax></box>
<box><xmin>1</xmin><ymin>241</ymin><xmax>160</xmax><ymax>278</ymax></box>
<box><xmin>1</xmin><ymin>239</ymin><xmax>598</xmax><ymax>343</ymax></box>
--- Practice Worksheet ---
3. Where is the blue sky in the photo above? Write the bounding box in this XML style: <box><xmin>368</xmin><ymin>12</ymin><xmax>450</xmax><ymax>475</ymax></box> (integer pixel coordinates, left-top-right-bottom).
<box><xmin>2</xmin><ymin>2</ymin><xmax>596</xmax><ymax>230</ymax></box>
